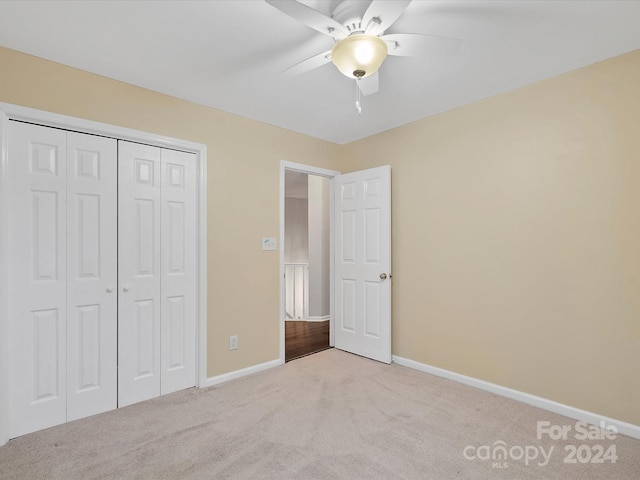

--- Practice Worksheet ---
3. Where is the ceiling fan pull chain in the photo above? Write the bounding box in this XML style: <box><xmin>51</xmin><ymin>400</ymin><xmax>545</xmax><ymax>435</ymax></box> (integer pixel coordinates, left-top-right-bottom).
<box><xmin>355</xmin><ymin>80</ymin><xmax>362</xmax><ymax>115</ymax></box>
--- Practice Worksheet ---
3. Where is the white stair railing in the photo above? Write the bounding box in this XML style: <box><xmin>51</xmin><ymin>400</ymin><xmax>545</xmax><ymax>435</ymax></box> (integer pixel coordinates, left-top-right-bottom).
<box><xmin>284</xmin><ymin>263</ymin><xmax>309</xmax><ymax>320</ymax></box>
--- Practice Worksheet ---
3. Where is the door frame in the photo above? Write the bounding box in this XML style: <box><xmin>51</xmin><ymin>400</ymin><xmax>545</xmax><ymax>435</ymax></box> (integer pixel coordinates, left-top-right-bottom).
<box><xmin>279</xmin><ymin>161</ymin><xmax>340</xmax><ymax>363</ymax></box>
<box><xmin>0</xmin><ymin>103</ymin><xmax>208</xmax><ymax>446</ymax></box>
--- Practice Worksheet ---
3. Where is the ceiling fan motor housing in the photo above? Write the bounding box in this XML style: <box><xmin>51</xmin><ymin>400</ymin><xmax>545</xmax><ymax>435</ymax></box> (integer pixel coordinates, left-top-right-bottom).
<box><xmin>331</xmin><ymin>0</ymin><xmax>371</xmax><ymax>33</ymax></box>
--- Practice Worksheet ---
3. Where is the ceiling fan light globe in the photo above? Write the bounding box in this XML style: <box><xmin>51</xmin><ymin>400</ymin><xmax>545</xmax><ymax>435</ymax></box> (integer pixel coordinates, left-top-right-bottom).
<box><xmin>331</xmin><ymin>34</ymin><xmax>387</xmax><ymax>79</ymax></box>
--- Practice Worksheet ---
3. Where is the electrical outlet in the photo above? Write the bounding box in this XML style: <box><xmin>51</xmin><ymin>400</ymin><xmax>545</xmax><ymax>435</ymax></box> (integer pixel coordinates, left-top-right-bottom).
<box><xmin>229</xmin><ymin>335</ymin><xmax>238</xmax><ymax>350</ymax></box>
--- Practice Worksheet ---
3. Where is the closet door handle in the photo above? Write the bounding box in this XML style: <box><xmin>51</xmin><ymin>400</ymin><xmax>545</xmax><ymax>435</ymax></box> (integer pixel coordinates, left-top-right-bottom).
<box><xmin>123</xmin><ymin>285</ymin><xmax>130</xmax><ymax>292</ymax></box>
<box><xmin>106</xmin><ymin>286</ymin><xmax>114</xmax><ymax>293</ymax></box>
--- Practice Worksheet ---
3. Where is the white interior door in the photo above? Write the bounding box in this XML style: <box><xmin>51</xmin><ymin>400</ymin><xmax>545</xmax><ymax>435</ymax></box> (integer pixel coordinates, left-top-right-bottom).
<box><xmin>8</xmin><ymin>122</ymin><xmax>68</xmax><ymax>437</ymax></box>
<box><xmin>160</xmin><ymin>149</ymin><xmax>197</xmax><ymax>394</ymax></box>
<box><xmin>334</xmin><ymin>165</ymin><xmax>391</xmax><ymax>364</ymax></box>
<box><xmin>7</xmin><ymin>123</ymin><xmax>119</xmax><ymax>436</ymax></box>
<box><xmin>119</xmin><ymin>142</ymin><xmax>197</xmax><ymax>405</ymax></box>
<box><xmin>66</xmin><ymin>132</ymin><xmax>117</xmax><ymax>421</ymax></box>
<box><xmin>118</xmin><ymin>141</ymin><xmax>162</xmax><ymax>407</ymax></box>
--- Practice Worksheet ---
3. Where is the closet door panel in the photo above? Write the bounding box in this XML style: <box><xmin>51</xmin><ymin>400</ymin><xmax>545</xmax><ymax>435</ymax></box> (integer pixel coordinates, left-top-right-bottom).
<box><xmin>66</xmin><ymin>132</ymin><xmax>117</xmax><ymax>421</ymax></box>
<box><xmin>160</xmin><ymin>149</ymin><xmax>197</xmax><ymax>394</ymax></box>
<box><xmin>8</xmin><ymin>122</ymin><xmax>68</xmax><ymax>437</ymax></box>
<box><xmin>118</xmin><ymin>141</ymin><xmax>162</xmax><ymax>407</ymax></box>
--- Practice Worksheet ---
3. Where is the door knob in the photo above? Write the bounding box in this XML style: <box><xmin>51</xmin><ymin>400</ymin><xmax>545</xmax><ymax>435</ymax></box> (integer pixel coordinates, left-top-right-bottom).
<box><xmin>379</xmin><ymin>273</ymin><xmax>387</xmax><ymax>280</ymax></box>
<box><xmin>106</xmin><ymin>286</ymin><xmax>114</xmax><ymax>293</ymax></box>
<box><xmin>123</xmin><ymin>285</ymin><xmax>130</xmax><ymax>292</ymax></box>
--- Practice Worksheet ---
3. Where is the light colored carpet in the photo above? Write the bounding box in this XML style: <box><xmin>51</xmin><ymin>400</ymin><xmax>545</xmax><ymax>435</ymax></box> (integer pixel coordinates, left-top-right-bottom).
<box><xmin>0</xmin><ymin>349</ymin><xmax>638</xmax><ymax>479</ymax></box>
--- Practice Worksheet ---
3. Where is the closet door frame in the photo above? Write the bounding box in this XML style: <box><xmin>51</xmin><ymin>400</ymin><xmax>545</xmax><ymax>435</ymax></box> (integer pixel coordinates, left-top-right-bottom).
<box><xmin>0</xmin><ymin>103</ymin><xmax>208</xmax><ymax>447</ymax></box>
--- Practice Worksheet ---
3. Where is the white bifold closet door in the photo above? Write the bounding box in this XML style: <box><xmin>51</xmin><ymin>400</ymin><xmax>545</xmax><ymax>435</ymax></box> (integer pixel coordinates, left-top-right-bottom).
<box><xmin>117</xmin><ymin>141</ymin><xmax>197</xmax><ymax>407</ymax></box>
<box><xmin>7</xmin><ymin>122</ymin><xmax>117</xmax><ymax>437</ymax></box>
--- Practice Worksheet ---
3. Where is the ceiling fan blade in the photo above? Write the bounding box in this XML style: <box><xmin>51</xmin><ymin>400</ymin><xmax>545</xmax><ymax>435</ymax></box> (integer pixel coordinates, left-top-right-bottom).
<box><xmin>279</xmin><ymin>49</ymin><xmax>332</xmax><ymax>77</ymax></box>
<box><xmin>266</xmin><ymin>0</ymin><xmax>348</xmax><ymax>39</ymax></box>
<box><xmin>362</xmin><ymin>0</ymin><xmax>412</xmax><ymax>36</ymax></box>
<box><xmin>381</xmin><ymin>33</ymin><xmax>461</xmax><ymax>57</ymax></box>
<box><xmin>356</xmin><ymin>71</ymin><xmax>379</xmax><ymax>96</ymax></box>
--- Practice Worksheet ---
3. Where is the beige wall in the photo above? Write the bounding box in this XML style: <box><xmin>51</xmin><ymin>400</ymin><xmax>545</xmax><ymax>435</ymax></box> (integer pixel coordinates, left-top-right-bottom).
<box><xmin>308</xmin><ymin>175</ymin><xmax>330</xmax><ymax>317</ymax></box>
<box><xmin>340</xmin><ymin>50</ymin><xmax>640</xmax><ymax>425</ymax></box>
<box><xmin>0</xmin><ymin>46</ymin><xmax>341</xmax><ymax>377</ymax></box>
<box><xmin>2</xmin><ymin>45</ymin><xmax>638</xmax><ymax>426</ymax></box>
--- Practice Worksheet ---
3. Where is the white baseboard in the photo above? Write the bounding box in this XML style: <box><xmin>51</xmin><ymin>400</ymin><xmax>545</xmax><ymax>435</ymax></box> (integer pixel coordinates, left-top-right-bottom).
<box><xmin>284</xmin><ymin>316</ymin><xmax>330</xmax><ymax>322</ymax></box>
<box><xmin>392</xmin><ymin>355</ymin><xmax>640</xmax><ymax>440</ymax></box>
<box><xmin>205</xmin><ymin>359</ymin><xmax>282</xmax><ymax>388</ymax></box>
<box><xmin>304</xmin><ymin>315</ymin><xmax>331</xmax><ymax>322</ymax></box>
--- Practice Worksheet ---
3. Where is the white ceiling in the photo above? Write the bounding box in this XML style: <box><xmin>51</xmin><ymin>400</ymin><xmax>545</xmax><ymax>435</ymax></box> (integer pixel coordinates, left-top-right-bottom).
<box><xmin>0</xmin><ymin>1</ymin><xmax>639</xmax><ymax>144</ymax></box>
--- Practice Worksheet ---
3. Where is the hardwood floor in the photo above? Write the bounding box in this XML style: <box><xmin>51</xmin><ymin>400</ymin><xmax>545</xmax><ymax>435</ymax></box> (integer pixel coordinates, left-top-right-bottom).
<box><xmin>285</xmin><ymin>320</ymin><xmax>331</xmax><ymax>362</ymax></box>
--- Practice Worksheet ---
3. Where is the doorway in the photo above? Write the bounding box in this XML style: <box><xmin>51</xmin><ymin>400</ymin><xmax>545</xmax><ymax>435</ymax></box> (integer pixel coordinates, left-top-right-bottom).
<box><xmin>283</xmin><ymin>170</ymin><xmax>330</xmax><ymax>361</ymax></box>
<box><xmin>279</xmin><ymin>161</ymin><xmax>392</xmax><ymax>365</ymax></box>
<box><xmin>280</xmin><ymin>162</ymin><xmax>339</xmax><ymax>363</ymax></box>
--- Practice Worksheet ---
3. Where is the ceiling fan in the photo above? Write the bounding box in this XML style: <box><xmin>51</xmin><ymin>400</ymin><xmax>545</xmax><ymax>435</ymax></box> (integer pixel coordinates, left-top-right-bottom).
<box><xmin>266</xmin><ymin>0</ymin><xmax>461</xmax><ymax>98</ymax></box>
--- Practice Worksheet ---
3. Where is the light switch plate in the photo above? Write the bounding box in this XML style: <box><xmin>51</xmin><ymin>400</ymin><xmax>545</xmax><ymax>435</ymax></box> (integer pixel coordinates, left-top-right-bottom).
<box><xmin>262</xmin><ymin>237</ymin><xmax>277</xmax><ymax>250</ymax></box>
